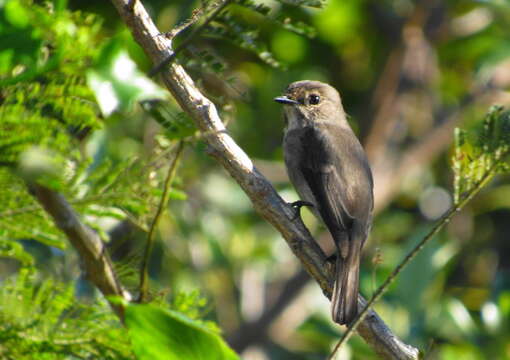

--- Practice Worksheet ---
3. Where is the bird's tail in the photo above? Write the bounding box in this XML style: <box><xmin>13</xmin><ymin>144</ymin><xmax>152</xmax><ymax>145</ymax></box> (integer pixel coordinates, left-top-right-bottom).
<box><xmin>331</xmin><ymin>240</ymin><xmax>361</xmax><ymax>325</ymax></box>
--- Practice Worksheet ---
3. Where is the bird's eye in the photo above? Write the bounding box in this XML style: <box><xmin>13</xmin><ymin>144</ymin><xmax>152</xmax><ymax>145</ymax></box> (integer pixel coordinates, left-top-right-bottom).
<box><xmin>309</xmin><ymin>94</ymin><xmax>320</xmax><ymax>105</ymax></box>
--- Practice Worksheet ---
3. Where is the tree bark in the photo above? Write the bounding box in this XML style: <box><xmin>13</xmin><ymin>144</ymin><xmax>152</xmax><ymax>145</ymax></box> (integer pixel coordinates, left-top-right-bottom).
<box><xmin>29</xmin><ymin>184</ymin><xmax>131</xmax><ymax>320</ymax></box>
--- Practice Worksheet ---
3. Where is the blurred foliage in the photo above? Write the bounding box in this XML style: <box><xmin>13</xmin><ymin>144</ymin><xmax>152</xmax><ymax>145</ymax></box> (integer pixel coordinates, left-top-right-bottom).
<box><xmin>1</xmin><ymin>0</ymin><xmax>510</xmax><ymax>359</ymax></box>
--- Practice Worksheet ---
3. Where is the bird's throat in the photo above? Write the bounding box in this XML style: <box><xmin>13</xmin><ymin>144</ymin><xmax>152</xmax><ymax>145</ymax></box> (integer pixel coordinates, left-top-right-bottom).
<box><xmin>284</xmin><ymin>107</ymin><xmax>309</xmax><ymax>131</ymax></box>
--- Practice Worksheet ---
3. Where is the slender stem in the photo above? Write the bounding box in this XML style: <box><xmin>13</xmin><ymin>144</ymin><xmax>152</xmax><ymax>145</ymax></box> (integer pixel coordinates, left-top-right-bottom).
<box><xmin>138</xmin><ymin>141</ymin><xmax>185</xmax><ymax>302</ymax></box>
<box><xmin>162</xmin><ymin>6</ymin><xmax>205</xmax><ymax>40</ymax></box>
<box><xmin>148</xmin><ymin>0</ymin><xmax>232</xmax><ymax>77</ymax></box>
<box><xmin>329</xmin><ymin>163</ymin><xmax>500</xmax><ymax>359</ymax></box>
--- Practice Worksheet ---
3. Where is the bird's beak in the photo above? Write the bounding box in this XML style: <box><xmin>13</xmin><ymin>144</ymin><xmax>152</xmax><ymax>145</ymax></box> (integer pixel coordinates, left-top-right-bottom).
<box><xmin>274</xmin><ymin>96</ymin><xmax>299</xmax><ymax>105</ymax></box>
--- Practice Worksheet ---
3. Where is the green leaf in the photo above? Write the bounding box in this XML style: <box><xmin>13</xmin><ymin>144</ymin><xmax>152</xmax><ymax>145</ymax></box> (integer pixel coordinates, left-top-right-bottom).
<box><xmin>206</xmin><ymin>13</ymin><xmax>283</xmax><ymax>68</ymax></box>
<box><xmin>141</xmin><ymin>100</ymin><xmax>196</xmax><ymax>140</ymax></box>
<box><xmin>0</xmin><ymin>270</ymin><xmax>132</xmax><ymax>359</ymax></box>
<box><xmin>271</xmin><ymin>30</ymin><xmax>308</xmax><ymax>63</ymax></box>
<box><xmin>4</xmin><ymin>0</ymin><xmax>30</xmax><ymax>28</ymax></box>
<box><xmin>0</xmin><ymin>239</ymin><xmax>34</xmax><ymax>266</ymax></box>
<box><xmin>17</xmin><ymin>146</ymin><xmax>65</xmax><ymax>189</ymax></box>
<box><xmin>313</xmin><ymin>0</ymin><xmax>362</xmax><ymax>45</ymax></box>
<box><xmin>125</xmin><ymin>303</ymin><xmax>240</xmax><ymax>360</ymax></box>
<box><xmin>87</xmin><ymin>40</ymin><xmax>167</xmax><ymax>116</ymax></box>
<box><xmin>169</xmin><ymin>188</ymin><xmax>188</xmax><ymax>200</ymax></box>
<box><xmin>276</xmin><ymin>0</ymin><xmax>325</xmax><ymax>8</ymax></box>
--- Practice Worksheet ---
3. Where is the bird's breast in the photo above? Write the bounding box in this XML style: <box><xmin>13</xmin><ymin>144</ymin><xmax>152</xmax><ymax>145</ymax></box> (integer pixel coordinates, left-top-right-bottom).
<box><xmin>283</xmin><ymin>129</ymin><xmax>320</xmax><ymax>214</ymax></box>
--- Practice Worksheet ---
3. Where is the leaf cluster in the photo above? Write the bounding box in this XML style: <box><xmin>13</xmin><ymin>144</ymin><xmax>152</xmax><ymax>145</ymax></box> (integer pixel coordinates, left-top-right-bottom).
<box><xmin>0</xmin><ymin>0</ymin><xmax>188</xmax><ymax>265</ymax></box>
<box><xmin>0</xmin><ymin>269</ymin><xmax>233</xmax><ymax>360</ymax></box>
<box><xmin>0</xmin><ymin>1</ymin><xmax>104</xmax><ymax>254</ymax></box>
<box><xmin>0</xmin><ymin>267</ymin><xmax>230</xmax><ymax>360</ymax></box>
<box><xmin>173</xmin><ymin>0</ymin><xmax>320</xmax><ymax>79</ymax></box>
<box><xmin>0</xmin><ymin>269</ymin><xmax>133</xmax><ymax>360</ymax></box>
<box><xmin>0</xmin><ymin>0</ymin><xmax>102</xmax><ymax>166</ymax></box>
<box><xmin>453</xmin><ymin>106</ymin><xmax>510</xmax><ymax>204</ymax></box>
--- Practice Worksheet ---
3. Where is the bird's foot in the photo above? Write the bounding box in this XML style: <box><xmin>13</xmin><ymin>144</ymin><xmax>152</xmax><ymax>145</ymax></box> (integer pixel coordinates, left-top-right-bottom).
<box><xmin>326</xmin><ymin>253</ymin><xmax>337</xmax><ymax>263</ymax></box>
<box><xmin>290</xmin><ymin>200</ymin><xmax>314</xmax><ymax>220</ymax></box>
<box><xmin>325</xmin><ymin>253</ymin><xmax>338</xmax><ymax>274</ymax></box>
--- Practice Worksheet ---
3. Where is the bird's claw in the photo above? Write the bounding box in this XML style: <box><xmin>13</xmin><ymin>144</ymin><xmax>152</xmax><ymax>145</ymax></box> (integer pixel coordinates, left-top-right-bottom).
<box><xmin>324</xmin><ymin>254</ymin><xmax>338</xmax><ymax>274</ymax></box>
<box><xmin>290</xmin><ymin>200</ymin><xmax>314</xmax><ymax>220</ymax></box>
<box><xmin>326</xmin><ymin>253</ymin><xmax>337</xmax><ymax>265</ymax></box>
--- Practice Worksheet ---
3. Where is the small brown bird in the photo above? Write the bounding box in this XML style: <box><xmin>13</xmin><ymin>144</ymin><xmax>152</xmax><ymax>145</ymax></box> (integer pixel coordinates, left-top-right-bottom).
<box><xmin>275</xmin><ymin>80</ymin><xmax>374</xmax><ymax>325</ymax></box>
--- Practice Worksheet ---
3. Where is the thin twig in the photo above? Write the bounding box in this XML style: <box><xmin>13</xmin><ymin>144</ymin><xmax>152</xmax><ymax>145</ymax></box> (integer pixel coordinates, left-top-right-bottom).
<box><xmin>148</xmin><ymin>0</ymin><xmax>232</xmax><ymax>77</ymax></box>
<box><xmin>328</xmin><ymin>161</ymin><xmax>502</xmax><ymax>359</ymax></box>
<box><xmin>162</xmin><ymin>7</ymin><xmax>205</xmax><ymax>40</ymax></box>
<box><xmin>138</xmin><ymin>141</ymin><xmax>185</xmax><ymax>302</ymax></box>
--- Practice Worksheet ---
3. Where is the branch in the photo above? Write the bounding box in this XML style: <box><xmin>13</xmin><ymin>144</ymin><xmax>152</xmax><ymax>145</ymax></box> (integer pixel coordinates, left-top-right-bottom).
<box><xmin>110</xmin><ymin>1</ymin><xmax>419</xmax><ymax>358</ymax></box>
<box><xmin>28</xmin><ymin>183</ymin><xmax>131</xmax><ymax>319</ymax></box>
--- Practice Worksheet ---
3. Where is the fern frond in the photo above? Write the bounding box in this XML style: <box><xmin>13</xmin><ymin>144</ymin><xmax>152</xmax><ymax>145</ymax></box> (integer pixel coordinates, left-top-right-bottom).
<box><xmin>0</xmin><ymin>269</ymin><xmax>134</xmax><ymax>359</ymax></box>
<box><xmin>207</xmin><ymin>11</ymin><xmax>283</xmax><ymax>67</ymax></box>
<box><xmin>275</xmin><ymin>0</ymin><xmax>326</xmax><ymax>8</ymax></box>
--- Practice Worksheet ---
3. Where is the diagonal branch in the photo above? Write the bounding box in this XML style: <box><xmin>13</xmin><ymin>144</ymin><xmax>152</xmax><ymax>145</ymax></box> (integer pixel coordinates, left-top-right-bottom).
<box><xmin>28</xmin><ymin>183</ymin><xmax>131</xmax><ymax>320</ymax></box>
<box><xmin>110</xmin><ymin>1</ymin><xmax>419</xmax><ymax>358</ymax></box>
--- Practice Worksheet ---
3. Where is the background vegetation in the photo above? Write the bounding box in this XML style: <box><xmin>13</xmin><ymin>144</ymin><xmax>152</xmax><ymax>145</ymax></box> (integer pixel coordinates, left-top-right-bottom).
<box><xmin>1</xmin><ymin>0</ymin><xmax>510</xmax><ymax>359</ymax></box>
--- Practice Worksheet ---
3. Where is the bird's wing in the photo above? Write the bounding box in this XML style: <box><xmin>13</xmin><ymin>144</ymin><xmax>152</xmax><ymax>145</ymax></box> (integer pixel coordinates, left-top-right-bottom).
<box><xmin>299</xmin><ymin>126</ymin><xmax>356</xmax><ymax>257</ymax></box>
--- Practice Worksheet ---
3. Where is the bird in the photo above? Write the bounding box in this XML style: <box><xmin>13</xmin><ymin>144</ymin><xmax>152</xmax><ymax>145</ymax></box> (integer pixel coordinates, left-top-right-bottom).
<box><xmin>274</xmin><ymin>80</ymin><xmax>374</xmax><ymax>325</ymax></box>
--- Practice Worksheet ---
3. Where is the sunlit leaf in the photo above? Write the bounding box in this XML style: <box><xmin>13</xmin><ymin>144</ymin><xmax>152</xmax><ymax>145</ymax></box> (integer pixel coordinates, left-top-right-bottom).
<box><xmin>126</xmin><ymin>303</ymin><xmax>239</xmax><ymax>360</ymax></box>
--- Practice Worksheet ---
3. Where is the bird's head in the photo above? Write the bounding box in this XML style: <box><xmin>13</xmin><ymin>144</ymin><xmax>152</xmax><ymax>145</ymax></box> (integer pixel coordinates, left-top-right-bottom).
<box><xmin>274</xmin><ymin>80</ymin><xmax>345</xmax><ymax>129</ymax></box>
